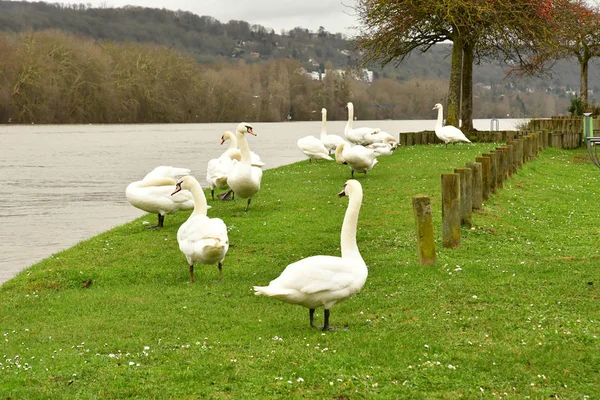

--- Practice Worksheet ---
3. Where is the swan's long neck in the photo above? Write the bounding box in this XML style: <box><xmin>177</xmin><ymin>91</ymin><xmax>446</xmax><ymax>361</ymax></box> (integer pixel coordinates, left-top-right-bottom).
<box><xmin>189</xmin><ymin>181</ymin><xmax>208</xmax><ymax>216</ymax></box>
<box><xmin>340</xmin><ymin>190</ymin><xmax>363</xmax><ymax>260</ymax></box>
<box><xmin>228</xmin><ymin>134</ymin><xmax>238</xmax><ymax>151</ymax></box>
<box><xmin>320</xmin><ymin>111</ymin><xmax>327</xmax><ymax>140</ymax></box>
<box><xmin>236</xmin><ymin>132</ymin><xmax>252</xmax><ymax>164</ymax></box>
<box><xmin>346</xmin><ymin>105</ymin><xmax>354</xmax><ymax>132</ymax></box>
<box><xmin>436</xmin><ymin>106</ymin><xmax>444</xmax><ymax>130</ymax></box>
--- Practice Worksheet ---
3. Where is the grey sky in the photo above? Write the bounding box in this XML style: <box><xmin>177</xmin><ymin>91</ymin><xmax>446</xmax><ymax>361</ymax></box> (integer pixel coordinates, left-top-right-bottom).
<box><xmin>89</xmin><ymin>0</ymin><xmax>360</xmax><ymax>36</ymax></box>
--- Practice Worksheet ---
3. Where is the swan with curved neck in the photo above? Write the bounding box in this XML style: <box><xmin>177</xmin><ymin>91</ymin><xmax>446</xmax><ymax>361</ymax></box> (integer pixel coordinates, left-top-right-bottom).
<box><xmin>226</xmin><ymin>122</ymin><xmax>263</xmax><ymax>212</ymax></box>
<box><xmin>172</xmin><ymin>175</ymin><xmax>229</xmax><ymax>282</ymax></box>
<box><xmin>345</xmin><ymin>102</ymin><xmax>380</xmax><ymax>145</ymax></box>
<box><xmin>297</xmin><ymin>129</ymin><xmax>333</xmax><ymax>162</ymax></box>
<box><xmin>432</xmin><ymin>103</ymin><xmax>471</xmax><ymax>147</ymax></box>
<box><xmin>253</xmin><ymin>180</ymin><xmax>368</xmax><ymax>331</ymax></box>
<box><xmin>319</xmin><ymin>108</ymin><xmax>345</xmax><ymax>154</ymax></box>
<box><xmin>335</xmin><ymin>142</ymin><xmax>378</xmax><ymax>177</ymax></box>
<box><xmin>126</xmin><ymin>166</ymin><xmax>193</xmax><ymax>229</ymax></box>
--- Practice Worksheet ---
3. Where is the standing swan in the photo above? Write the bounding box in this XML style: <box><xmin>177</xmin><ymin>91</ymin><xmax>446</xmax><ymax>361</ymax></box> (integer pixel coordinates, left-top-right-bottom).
<box><xmin>319</xmin><ymin>108</ymin><xmax>345</xmax><ymax>154</ymax></box>
<box><xmin>432</xmin><ymin>103</ymin><xmax>471</xmax><ymax>147</ymax></box>
<box><xmin>226</xmin><ymin>123</ymin><xmax>263</xmax><ymax>212</ymax></box>
<box><xmin>344</xmin><ymin>102</ymin><xmax>380</xmax><ymax>145</ymax></box>
<box><xmin>254</xmin><ymin>180</ymin><xmax>368</xmax><ymax>331</ymax></box>
<box><xmin>172</xmin><ymin>176</ymin><xmax>229</xmax><ymax>282</ymax></box>
<box><xmin>126</xmin><ymin>166</ymin><xmax>193</xmax><ymax>229</ymax></box>
<box><xmin>335</xmin><ymin>143</ymin><xmax>378</xmax><ymax>177</ymax></box>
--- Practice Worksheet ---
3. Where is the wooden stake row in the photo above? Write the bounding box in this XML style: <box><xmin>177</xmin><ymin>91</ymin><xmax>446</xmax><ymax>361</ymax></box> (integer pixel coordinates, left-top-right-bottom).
<box><xmin>412</xmin><ymin>131</ymin><xmax>546</xmax><ymax>265</ymax></box>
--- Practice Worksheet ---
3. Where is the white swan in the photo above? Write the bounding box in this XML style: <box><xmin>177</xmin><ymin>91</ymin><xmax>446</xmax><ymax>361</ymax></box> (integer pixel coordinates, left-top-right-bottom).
<box><xmin>363</xmin><ymin>131</ymin><xmax>399</xmax><ymax>149</ymax></box>
<box><xmin>172</xmin><ymin>175</ymin><xmax>229</xmax><ymax>282</ymax></box>
<box><xmin>126</xmin><ymin>166</ymin><xmax>193</xmax><ymax>228</ymax></box>
<box><xmin>297</xmin><ymin>135</ymin><xmax>333</xmax><ymax>161</ymax></box>
<box><xmin>206</xmin><ymin>155</ymin><xmax>238</xmax><ymax>200</ymax></box>
<box><xmin>220</xmin><ymin>130</ymin><xmax>265</xmax><ymax>168</ymax></box>
<box><xmin>344</xmin><ymin>102</ymin><xmax>380</xmax><ymax>145</ymax></box>
<box><xmin>319</xmin><ymin>108</ymin><xmax>345</xmax><ymax>154</ymax></box>
<box><xmin>365</xmin><ymin>142</ymin><xmax>394</xmax><ymax>156</ymax></box>
<box><xmin>254</xmin><ymin>179</ymin><xmax>368</xmax><ymax>330</ymax></box>
<box><xmin>335</xmin><ymin>142</ymin><xmax>378</xmax><ymax>177</ymax></box>
<box><xmin>432</xmin><ymin>103</ymin><xmax>471</xmax><ymax>147</ymax></box>
<box><xmin>226</xmin><ymin>122</ymin><xmax>263</xmax><ymax>212</ymax></box>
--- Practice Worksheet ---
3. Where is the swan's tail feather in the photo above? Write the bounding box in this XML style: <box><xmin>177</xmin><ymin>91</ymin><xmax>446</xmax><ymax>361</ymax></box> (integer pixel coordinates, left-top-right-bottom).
<box><xmin>253</xmin><ymin>285</ymin><xmax>294</xmax><ymax>297</ymax></box>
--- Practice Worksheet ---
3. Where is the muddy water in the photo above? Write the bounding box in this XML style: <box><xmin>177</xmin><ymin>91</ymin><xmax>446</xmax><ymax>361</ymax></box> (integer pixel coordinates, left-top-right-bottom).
<box><xmin>0</xmin><ymin>118</ymin><xmax>525</xmax><ymax>285</ymax></box>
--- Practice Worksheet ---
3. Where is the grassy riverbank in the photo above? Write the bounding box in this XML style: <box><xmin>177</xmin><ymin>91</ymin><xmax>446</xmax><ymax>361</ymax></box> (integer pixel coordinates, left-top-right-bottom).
<box><xmin>1</xmin><ymin>144</ymin><xmax>599</xmax><ymax>399</ymax></box>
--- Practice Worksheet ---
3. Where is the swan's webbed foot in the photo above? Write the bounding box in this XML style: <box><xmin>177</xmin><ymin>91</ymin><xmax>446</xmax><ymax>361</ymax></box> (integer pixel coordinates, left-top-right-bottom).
<box><xmin>309</xmin><ymin>308</ymin><xmax>316</xmax><ymax>328</ymax></box>
<box><xmin>146</xmin><ymin>214</ymin><xmax>164</xmax><ymax>229</ymax></box>
<box><xmin>218</xmin><ymin>190</ymin><xmax>234</xmax><ymax>201</ymax></box>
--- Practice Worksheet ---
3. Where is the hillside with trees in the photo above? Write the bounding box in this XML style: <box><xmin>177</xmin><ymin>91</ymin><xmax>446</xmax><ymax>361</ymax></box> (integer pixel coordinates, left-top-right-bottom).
<box><xmin>0</xmin><ymin>1</ymin><xmax>598</xmax><ymax>124</ymax></box>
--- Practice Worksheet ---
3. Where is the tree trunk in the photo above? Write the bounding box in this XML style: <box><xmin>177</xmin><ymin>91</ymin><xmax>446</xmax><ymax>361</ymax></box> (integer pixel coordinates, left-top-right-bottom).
<box><xmin>580</xmin><ymin>56</ymin><xmax>589</xmax><ymax>107</ymax></box>
<box><xmin>446</xmin><ymin>32</ymin><xmax>463</xmax><ymax>127</ymax></box>
<box><xmin>461</xmin><ymin>42</ymin><xmax>474</xmax><ymax>132</ymax></box>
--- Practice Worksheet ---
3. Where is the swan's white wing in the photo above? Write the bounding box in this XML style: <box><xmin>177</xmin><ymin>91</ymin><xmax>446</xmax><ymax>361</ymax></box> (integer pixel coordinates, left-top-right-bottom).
<box><xmin>270</xmin><ymin>256</ymin><xmax>357</xmax><ymax>293</ymax></box>
<box><xmin>126</xmin><ymin>183</ymin><xmax>193</xmax><ymax>214</ymax></box>
<box><xmin>322</xmin><ymin>134</ymin><xmax>346</xmax><ymax>152</ymax></box>
<box><xmin>250</xmin><ymin>152</ymin><xmax>266</xmax><ymax>167</ymax></box>
<box><xmin>143</xmin><ymin>166</ymin><xmax>190</xmax><ymax>181</ymax></box>
<box><xmin>178</xmin><ymin>215</ymin><xmax>228</xmax><ymax>243</ymax></box>
<box><xmin>207</xmin><ymin>156</ymin><xmax>237</xmax><ymax>189</ymax></box>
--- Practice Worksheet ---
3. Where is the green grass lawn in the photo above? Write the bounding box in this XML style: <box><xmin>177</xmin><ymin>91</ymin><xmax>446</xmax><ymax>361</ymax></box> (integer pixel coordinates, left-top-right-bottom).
<box><xmin>1</xmin><ymin>143</ymin><xmax>599</xmax><ymax>399</ymax></box>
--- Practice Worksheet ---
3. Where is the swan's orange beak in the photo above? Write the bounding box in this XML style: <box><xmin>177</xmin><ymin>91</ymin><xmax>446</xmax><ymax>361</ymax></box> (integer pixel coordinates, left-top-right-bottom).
<box><xmin>338</xmin><ymin>186</ymin><xmax>347</xmax><ymax>198</ymax></box>
<box><xmin>171</xmin><ymin>182</ymin><xmax>182</xmax><ymax>196</ymax></box>
<box><xmin>247</xmin><ymin>127</ymin><xmax>256</xmax><ymax>136</ymax></box>
<box><xmin>220</xmin><ymin>137</ymin><xmax>225</xmax><ymax>145</ymax></box>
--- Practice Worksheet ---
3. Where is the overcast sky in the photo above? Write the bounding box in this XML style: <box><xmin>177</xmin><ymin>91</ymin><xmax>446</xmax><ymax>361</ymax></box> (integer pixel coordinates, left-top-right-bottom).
<box><xmin>87</xmin><ymin>0</ymin><xmax>360</xmax><ymax>36</ymax></box>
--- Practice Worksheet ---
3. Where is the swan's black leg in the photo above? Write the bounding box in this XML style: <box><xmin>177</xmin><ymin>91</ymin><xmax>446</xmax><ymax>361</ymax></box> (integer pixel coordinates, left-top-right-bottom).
<box><xmin>211</xmin><ymin>189</ymin><xmax>215</xmax><ymax>201</ymax></box>
<box><xmin>146</xmin><ymin>213</ymin><xmax>164</xmax><ymax>229</ymax></box>
<box><xmin>310</xmin><ymin>309</ymin><xmax>316</xmax><ymax>328</ymax></box>
<box><xmin>217</xmin><ymin>262</ymin><xmax>223</xmax><ymax>281</ymax></box>
<box><xmin>322</xmin><ymin>309</ymin><xmax>332</xmax><ymax>331</ymax></box>
<box><xmin>351</xmin><ymin>169</ymin><xmax>355</xmax><ymax>178</ymax></box>
<box><xmin>244</xmin><ymin>198</ymin><xmax>252</xmax><ymax>212</ymax></box>
<box><xmin>189</xmin><ymin>264</ymin><xmax>195</xmax><ymax>283</ymax></box>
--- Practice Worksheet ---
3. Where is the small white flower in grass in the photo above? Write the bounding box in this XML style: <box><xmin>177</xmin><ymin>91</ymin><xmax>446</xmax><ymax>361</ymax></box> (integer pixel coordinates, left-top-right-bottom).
<box><xmin>108</xmin><ymin>353</ymin><xmax>116</xmax><ymax>358</ymax></box>
<box><xmin>480</xmin><ymin>387</ymin><xmax>484</xmax><ymax>393</ymax></box>
<box><xmin>297</xmin><ymin>377</ymin><xmax>304</xmax><ymax>383</ymax></box>
<box><xmin>472</xmin><ymin>295</ymin><xmax>478</xmax><ymax>299</ymax></box>
<box><xmin>144</xmin><ymin>346</ymin><xmax>150</xmax><ymax>351</ymax></box>
<box><xmin>287</xmin><ymin>380</ymin><xmax>292</xmax><ymax>384</ymax></box>
<box><xmin>129</xmin><ymin>361</ymin><xmax>134</xmax><ymax>366</ymax></box>
<box><xmin>329</xmin><ymin>382</ymin><xmax>334</xmax><ymax>386</ymax></box>
<box><xmin>448</xmin><ymin>364</ymin><xmax>456</xmax><ymax>370</ymax></box>
<box><xmin>424</xmin><ymin>344</ymin><xmax>429</xmax><ymax>348</ymax></box>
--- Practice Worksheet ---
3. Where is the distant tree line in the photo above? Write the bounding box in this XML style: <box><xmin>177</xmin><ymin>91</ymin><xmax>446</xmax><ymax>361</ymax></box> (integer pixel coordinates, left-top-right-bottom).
<box><xmin>0</xmin><ymin>30</ymin><xmax>571</xmax><ymax>124</ymax></box>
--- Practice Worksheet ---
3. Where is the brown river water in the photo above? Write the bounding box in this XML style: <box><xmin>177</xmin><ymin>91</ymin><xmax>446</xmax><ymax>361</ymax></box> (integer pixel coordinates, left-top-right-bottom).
<box><xmin>0</xmin><ymin>119</ymin><xmax>526</xmax><ymax>285</ymax></box>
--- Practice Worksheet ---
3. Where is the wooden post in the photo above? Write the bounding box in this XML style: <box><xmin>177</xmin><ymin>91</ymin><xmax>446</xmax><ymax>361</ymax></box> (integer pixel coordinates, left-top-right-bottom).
<box><xmin>483</xmin><ymin>152</ymin><xmax>497</xmax><ymax>194</ymax></box>
<box><xmin>454</xmin><ymin>168</ymin><xmax>473</xmax><ymax>228</ymax></box>
<box><xmin>441</xmin><ymin>173</ymin><xmax>461</xmax><ymax>248</ymax></box>
<box><xmin>493</xmin><ymin>149</ymin><xmax>504</xmax><ymax>189</ymax></box>
<box><xmin>476</xmin><ymin>156</ymin><xmax>491</xmax><ymax>201</ymax></box>
<box><xmin>497</xmin><ymin>146</ymin><xmax>509</xmax><ymax>179</ymax></box>
<box><xmin>516</xmin><ymin>138</ymin><xmax>524</xmax><ymax>169</ymax></box>
<box><xmin>466</xmin><ymin>162</ymin><xmax>483</xmax><ymax>210</ymax></box>
<box><xmin>505</xmin><ymin>144</ymin><xmax>514</xmax><ymax>177</ymax></box>
<box><xmin>412</xmin><ymin>195</ymin><xmax>437</xmax><ymax>266</ymax></box>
